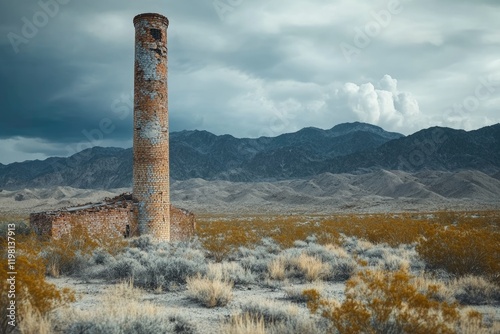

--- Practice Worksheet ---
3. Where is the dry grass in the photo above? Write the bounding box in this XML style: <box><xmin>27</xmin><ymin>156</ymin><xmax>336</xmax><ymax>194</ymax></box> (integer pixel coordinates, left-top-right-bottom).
<box><xmin>198</xmin><ymin>211</ymin><xmax>500</xmax><ymax>282</ymax></box>
<box><xmin>458</xmin><ymin>308</ymin><xmax>500</xmax><ymax>334</ymax></box>
<box><xmin>18</xmin><ymin>302</ymin><xmax>52</xmax><ymax>334</ymax></box>
<box><xmin>58</xmin><ymin>280</ymin><xmax>195</xmax><ymax>333</ymax></box>
<box><xmin>0</xmin><ymin>214</ymin><xmax>29</xmax><ymax>223</ymax></box>
<box><xmin>42</xmin><ymin>220</ymin><xmax>126</xmax><ymax>277</ymax></box>
<box><xmin>412</xmin><ymin>274</ymin><xmax>455</xmax><ymax>304</ymax></box>
<box><xmin>451</xmin><ymin>275</ymin><xmax>500</xmax><ymax>305</ymax></box>
<box><xmin>6</xmin><ymin>210</ymin><xmax>500</xmax><ymax>332</ymax></box>
<box><xmin>207</xmin><ymin>261</ymin><xmax>254</xmax><ymax>285</ymax></box>
<box><xmin>0</xmin><ymin>234</ymin><xmax>75</xmax><ymax>334</ymax></box>
<box><xmin>284</xmin><ymin>283</ymin><xmax>325</xmax><ymax>303</ymax></box>
<box><xmin>221</xmin><ymin>314</ymin><xmax>266</xmax><ymax>334</ymax></box>
<box><xmin>324</xmin><ymin>243</ymin><xmax>350</xmax><ymax>258</ymax></box>
<box><xmin>268</xmin><ymin>256</ymin><xmax>286</xmax><ymax>280</ymax></box>
<box><xmin>103</xmin><ymin>279</ymin><xmax>142</xmax><ymax>302</ymax></box>
<box><xmin>291</xmin><ymin>253</ymin><xmax>330</xmax><ymax>282</ymax></box>
<box><xmin>186</xmin><ymin>274</ymin><xmax>234</xmax><ymax>308</ymax></box>
<box><xmin>238</xmin><ymin>298</ymin><xmax>321</xmax><ymax>333</ymax></box>
<box><xmin>240</xmin><ymin>299</ymin><xmax>300</xmax><ymax>324</ymax></box>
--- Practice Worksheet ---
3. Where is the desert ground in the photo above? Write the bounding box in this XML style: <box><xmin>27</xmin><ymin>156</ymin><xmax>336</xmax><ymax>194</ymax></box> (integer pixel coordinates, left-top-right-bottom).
<box><xmin>1</xmin><ymin>174</ymin><xmax>500</xmax><ymax>333</ymax></box>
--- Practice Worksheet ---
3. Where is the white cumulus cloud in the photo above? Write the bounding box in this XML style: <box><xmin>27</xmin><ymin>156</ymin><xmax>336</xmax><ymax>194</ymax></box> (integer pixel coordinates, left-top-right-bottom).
<box><xmin>332</xmin><ymin>75</ymin><xmax>424</xmax><ymax>133</ymax></box>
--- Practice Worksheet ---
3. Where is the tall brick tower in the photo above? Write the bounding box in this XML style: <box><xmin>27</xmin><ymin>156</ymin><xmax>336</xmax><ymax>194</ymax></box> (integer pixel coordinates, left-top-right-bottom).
<box><xmin>133</xmin><ymin>13</ymin><xmax>170</xmax><ymax>241</ymax></box>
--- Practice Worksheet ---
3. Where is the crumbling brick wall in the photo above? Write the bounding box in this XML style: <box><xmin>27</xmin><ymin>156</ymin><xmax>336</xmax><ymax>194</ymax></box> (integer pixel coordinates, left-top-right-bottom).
<box><xmin>30</xmin><ymin>201</ymin><xmax>139</xmax><ymax>239</ymax></box>
<box><xmin>30</xmin><ymin>197</ymin><xmax>195</xmax><ymax>242</ymax></box>
<box><xmin>170</xmin><ymin>205</ymin><xmax>196</xmax><ymax>242</ymax></box>
<box><xmin>30</xmin><ymin>213</ymin><xmax>53</xmax><ymax>236</ymax></box>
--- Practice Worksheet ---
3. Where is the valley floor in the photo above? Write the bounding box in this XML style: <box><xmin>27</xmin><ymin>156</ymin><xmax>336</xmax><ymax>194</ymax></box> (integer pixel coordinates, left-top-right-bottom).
<box><xmin>2</xmin><ymin>169</ymin><xmax>500</xmax><ymax>216</ymax></box>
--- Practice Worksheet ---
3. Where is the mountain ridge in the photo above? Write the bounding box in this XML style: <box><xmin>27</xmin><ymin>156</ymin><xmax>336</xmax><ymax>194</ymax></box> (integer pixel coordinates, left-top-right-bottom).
<box><xmin>1</xmin><ymin>122</ymin><xmax>499</xmax><ymax>190</ymax></box>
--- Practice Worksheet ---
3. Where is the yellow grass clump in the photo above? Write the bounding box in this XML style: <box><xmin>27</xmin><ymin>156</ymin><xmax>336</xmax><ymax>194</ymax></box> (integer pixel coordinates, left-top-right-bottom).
<box><xmin>186</xmin><ymin>274</ymin><xmax>234</xmax><ymax>308</ymax></box>
<box><xmin>221</xmin><ymin>314</ymin><xmax>266</xmax><ymax>334</ymax></box>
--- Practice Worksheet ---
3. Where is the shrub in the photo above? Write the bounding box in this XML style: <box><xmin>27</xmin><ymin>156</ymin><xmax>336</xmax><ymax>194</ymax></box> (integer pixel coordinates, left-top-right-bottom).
<box><xmin>328</xmin><ymin>258</ymin><xmax>358</xmax><ymax>282</ymax></box>
<box><xmin>221</xmin><ymin>314</ymin><xmax>266</xmax><ymax>334</ymax></box>
<box><xmin>235</xmin><ymin>238</ymin><xmax>282</xmax><ymax>261</ymax></box>
<box><xmin>155</xmin><ymin>257</ymin><xmax>204</xmax><ymax>284</ymax></box>
<box><xmin>18</xmin><ymin>301</ymin><xmax>52</xmax><ymax>334</ymax></box>
<box><xmin>0</xmin><ymin>234</ymin><xmax>75</xmax><ymax>334</ymax></box>
<box><xmin>451</xmin><ymin>275</ymin><xmax>500</xmax><ymax>305</ymax></box>
<box><xmin>457</xmin><ymin>308</ymin><xmax>500</xmax><ymax>334</ymax></box>
<box><xmin>0</xmin><ymin>221</ymin><xmax>32</xmax><ymax>236</ymax></box>
<box><xmin>239</xmin><ymin>299</ymin><xmax>320</xmax><ymax>333</ymax></box>
<box><xmin>303</xmin><ymin>243</ymin><xmax>357</xmax><ymax>282</ymax></box>
<box><xmin>200</xmin><ymin>228</ymin><xmax>263</xmax><ymax>262</ymax></box>
<box><xmin>411</xmin><ymin>274</ymin><xmax>455</xmax><ymax>304</ymax></box>
<box><xmin>86</xmin><ymin>241</ymin><xmax>207</xmax><ymax>290</ymax></box>
<box><xmin>323</xmin><ymin>243</ymin><xmax>350</xmax><ymax>258</ymax></box>
<box><xmin>240</xmin><ymin>299</ymin><xmax>299</xmax><ymax>324</ymax></box>
<box><xmin>268</xmin><ymin>256</ymin><xmax>286</xmax><ymax>280</ymax></box>
<box><xmin>284</xmin><ymin>285</ymin><xmax>324</xmax><ymax>303</ymax></box>
<box><xmin>62</xmin><ymin>281</ymin><xmax>195</xmax><ymax>334</ymax></box>
<box><xmin>244</xmin><ymin>241</ymin><xmax>356</xmax><ymax>283</ymax></box>
<box><xmin>129</xmin><ymin>235</ymin><xmax>155</xmax><ymax>251</ymax></box>
<box><xmin>40</xmin><ymin>221</ymin><xmax>126</xmax><ymax>277</ymax></box>
<box><xmin>306</xmin><ymin>267</ymin><xmax>467</xmax><ymax>334</ymax></box>
<box><xmin>65</xmin><ymin>311</ymin><xmax>195</xmax><ymax>334</ymax></box>
<box><xmin>417</xmin><ymin>226</ymin><xmax>500</xmax><ymax>282</ymax></box>
<box><xmin>241</xmin><ymin>256</ymin><xmax>272</xmax><ymax>277</ymax></box>
<box><xmin>381</xmin><ymin>253</ymin><xmax>410</xmax><ymax>271</ymax></box>
<box><xmin>131</xmin><ymin>256</ymin><xmax>205</xmax><ymax>291</ymax></box>
<box><xmin>91</xmin><ymin>247</ymin><xmax>115</xmax><ymax>265</ymax></box>
<box><xmin>186</xmin><ymin>274</ymin><xmax>233</xmax><ymax>308</ymax></box>
<box><xmin>109</xmin><ymin>258</ymin><xmax>144</xmax><ymax>281</ymax></box>
<box><xmin>293</xmin><ymin>240</ymin><xmax>308</xmax><ymax>248</ymax></box>
<box><xmin>197</xmin><ymin>211</ymin><xmax>499</xmax><ymax>255</ymax></box>
<box><xmin>207</xmin><ymin>262</ymin><xmax>255</xmax><ymax>285</ymax></box>
<box><xmin>290</xmin><ymin>253</ymin><xmax>329</xmax><ymax>282</ymax></box>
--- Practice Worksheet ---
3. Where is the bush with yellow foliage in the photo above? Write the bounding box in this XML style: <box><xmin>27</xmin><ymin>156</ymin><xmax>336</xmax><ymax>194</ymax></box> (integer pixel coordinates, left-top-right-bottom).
<box><xmin>0</xmin><ymin>226</ymin><xmax>75</xmax><ymax>334</ymax></box>
<box><xmin>304</xmin><ymin>267</ymin><xmax>494</xmax><ymax>334</ymax></box>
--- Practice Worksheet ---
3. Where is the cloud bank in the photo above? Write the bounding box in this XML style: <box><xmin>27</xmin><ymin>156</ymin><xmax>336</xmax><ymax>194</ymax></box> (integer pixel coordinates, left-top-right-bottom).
<box><xmin>0</xmin><ymin>0</ymin><xmax>499</xmax><ymax>163</ymax></box>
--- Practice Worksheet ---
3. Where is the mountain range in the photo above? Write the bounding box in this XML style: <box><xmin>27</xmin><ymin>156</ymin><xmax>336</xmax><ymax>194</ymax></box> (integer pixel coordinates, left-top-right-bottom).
<box><xmin>1</xmin><ymin>122</ymin><xmax>499</xmax><ymax>190</ymax></box>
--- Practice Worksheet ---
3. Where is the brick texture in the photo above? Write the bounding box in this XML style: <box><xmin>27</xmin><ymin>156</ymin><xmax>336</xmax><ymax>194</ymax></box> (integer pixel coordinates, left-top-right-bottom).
<box><xmin>170</xmin><ymin>205</ymin><xmax>196</xmax><ymax>241</ymax></box>
<box><xmin>133</xmin><ymin>13</ymin><xmax>171</xmax><ymax>242</ymax></box>
<box><xmin>30</xmin><ymin>196</ymin><xmax>195</xmax><ymax>242</ymax></box>
<box><xmin>30</xmin><ymin>200</ymin><xmax>138</xmax><ymax>240</ymax></box>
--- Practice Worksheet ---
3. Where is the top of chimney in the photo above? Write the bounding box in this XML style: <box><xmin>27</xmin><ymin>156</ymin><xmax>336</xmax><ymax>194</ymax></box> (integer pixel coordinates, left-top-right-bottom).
<box><xmin>133</xmin><ymin>13</ymin><xmax>169</xmax><ymax>27</ymax></box>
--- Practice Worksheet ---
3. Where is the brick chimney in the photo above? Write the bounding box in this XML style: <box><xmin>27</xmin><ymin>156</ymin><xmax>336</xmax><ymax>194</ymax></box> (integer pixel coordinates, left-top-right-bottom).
<box><xmin>132</xmin><ymin>13</ymin><xmax>170</xmax><ymax>241</ymax></box>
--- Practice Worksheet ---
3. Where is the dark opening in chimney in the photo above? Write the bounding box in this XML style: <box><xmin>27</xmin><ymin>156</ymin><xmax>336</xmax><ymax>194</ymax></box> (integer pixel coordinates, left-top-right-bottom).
<box><xmin>150</xmin><ymin>28</ymin><xmax>162</xmax><ymax>41</ymax></box>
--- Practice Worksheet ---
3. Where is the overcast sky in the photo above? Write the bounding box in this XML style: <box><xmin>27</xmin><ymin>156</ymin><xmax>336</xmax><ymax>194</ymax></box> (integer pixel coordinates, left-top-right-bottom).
<box><xmin>0</xmin><ymin>0</ymin><xmax>499</xmax><ymax>164</ymax></box>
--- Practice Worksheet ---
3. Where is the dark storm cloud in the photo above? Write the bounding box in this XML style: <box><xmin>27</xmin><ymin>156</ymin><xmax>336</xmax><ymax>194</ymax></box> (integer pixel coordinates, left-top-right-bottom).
<box><xmin>0</xmin><ymin>0</ymin><xmax>499</xmax><ymax>163</ymax></box>
<box><xmin>0</xmin><ymin>0</ymin><xmax>218</xmax><ymax>144</ymax></box>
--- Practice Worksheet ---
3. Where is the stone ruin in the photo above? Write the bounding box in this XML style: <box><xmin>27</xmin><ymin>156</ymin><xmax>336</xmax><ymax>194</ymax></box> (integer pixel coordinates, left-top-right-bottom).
<box><xmin>30</xmin><ymin>13</ymin><xmax>196</xmax><ymax>242</ymax></box>
<box><xmin>30</xmin><ymin>193</ymin><xmax>195</xmax><ymax>241</ymax></box>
